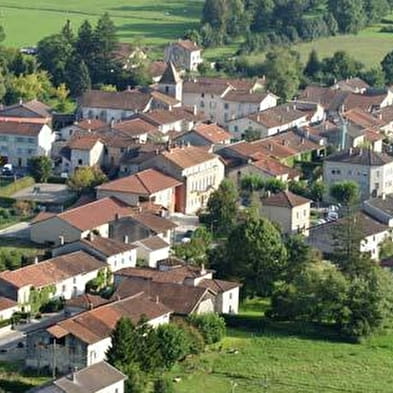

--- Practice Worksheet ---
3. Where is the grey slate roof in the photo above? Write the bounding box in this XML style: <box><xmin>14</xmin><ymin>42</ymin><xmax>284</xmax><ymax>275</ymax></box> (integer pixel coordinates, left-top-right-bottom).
<box><xmin>324</xmin><ymin>148</ymin><xmax>393</xmax><ymax>166</ymax></box>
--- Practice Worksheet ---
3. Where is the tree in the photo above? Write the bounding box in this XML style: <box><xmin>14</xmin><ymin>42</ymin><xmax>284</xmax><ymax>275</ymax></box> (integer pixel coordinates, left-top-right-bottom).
<box><xmin>361</xmin><ymin>66</ymin><xmax>386</xmax><ymax>88</ymax></box>
<box><xmin>379</xmin><ymin>238</ymin><xmax>393</xmax><ymax>260</ymax></box>
<box><xmin>304</xmin><ymin>49</ymin><xmax>321</xmax><ymax>78</ymax></box>
<box><xmin>122</xmin><ymin>362</ymin><xmax>148</xmax><ymax>393</ymax></box>
<box><xmin>322</xmin><ymin>51</ymin><xmax>364</xmax><ymax>81</ymax></box>
<box><xmin>64</xmin><ymin>55</ymin><xmax>91</xmax><ymax>97</ymax></box>
<box><xmin>328</xmin><ymin>0</ymin><xmax>366</xmax><ymax>34</ymax></box>
<box><xmin>205</xmin><ymin>179</ymin><xmax>238</xmax><ymax>236</ymax></box>
<box><xmin>61</xmin><ymin>19</ymin><xmax>74</xmax><ymax>43</ymax></box>
<box><xmin>201</xmin><ymin>0</ymin><xmax>229</xmax><ymax>32</ymax></box>
<box><xmin>225</xmin><ymin>215</ymin><xmax>287</xmax><ymax>296</ymax></box>
<box><xmin>156</xmin><ymin>324</ymin><xmax>189</xmax><ymax>369</ymax></box>
<box><xmin>330</xmin><ymin>181</ymin><xmax>359</xmax><ymax>208</ymax></box>
<box><xmin>67</xmin><ymin>166</ymin><xmax>107</xmax><ymax>194</ymax></box>
<box><xmin>381</xmin><ymin>50</ymin><xmax>393</xmax><ymax>84</ymax></box>
<box><xmin>28</xmin><ymin>156</ymin><xmax>52</xmax><ymax>183</ymax></box>
<box><xmin>37</xmin><ymin>34</ymin><xmax>73</xmax><ymax>85</ymax></box>
<box><xmin>240</xmin><ymin>174</ymin><xmax>264</xmax><ymax>192</ymax></box>
<box><xmin>263</xmin><ymin>178</ymin><xmax>286</xmax><ymax>193</ymax></box>
<box><xmin>309</xmin><ymin>181</ymin><xmax>326</xmax><ymax>203</ymax></box>
<box><xmin>264</xmin><ymin>49</ymin><xmax>302</xmax><ymax>101</ymax></box>
<box><xmin>188</xmin><ymin>313</ymin><xmax>226</xmax><ymax>344</ymax></box>
<box><xmin>95</xmin><ymin>12</ymin><xmax>117</xmax><ymax>58</ymax></box>
<box><xmin>106</xmin><ymin>317</ymin><xmax>137</xmax><ymax>367</ymax></box>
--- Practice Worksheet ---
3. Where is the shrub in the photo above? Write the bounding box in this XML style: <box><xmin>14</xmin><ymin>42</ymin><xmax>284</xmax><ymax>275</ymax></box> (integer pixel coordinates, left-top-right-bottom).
<box><xmin>156</xmin><ymin>324</ymin><xmax>189</xmax><ymax>369</ymax></box>
<box><xmin>40</xmin><ymin>297</ymin><xmax>64</xmax><ymax>313</ymax></box>
<box><xmin>188</xmin><ymin>313</ymin><xmax>226</xmax><ymax>344</ymax></box>
<box><xmin>175</xmin><ymin>319</ymin><xmax>205</xmax><ymax>354</ymax></box>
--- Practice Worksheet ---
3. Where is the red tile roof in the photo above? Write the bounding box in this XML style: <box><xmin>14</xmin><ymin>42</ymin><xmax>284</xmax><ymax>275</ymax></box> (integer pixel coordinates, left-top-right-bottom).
<box><xmin>262</xmin><ymin>190</ymin><xmax>311</xmax><ymax>208</ymax></box>
<box><xmin>0</xmin><ymin>121</ymin><xmax>46</xmax><ymax>136</ymax></box>
<box><xmin>193</xmin><ymin>123</ymin><xmax>231</xmax><ymax>144</ymax></box>
<box><xmin>175</xmin><ymin>39</ymin><xmax>201</xmax><ymax>52</ymax></box>
<box><xmin>57</xmin><ymin>197</ymin><xmax>132</xmax><ymax>231</ymax></box>
<box><xmin>97</xmin><ymin>168</ymin><xmax>181</xmax><ymax>195</ymax></box>
<box><xmin>0</xmin><ymin>296</ymin><xmax>17</xmax><ymax>311</ymax></box>
<box><xmin>81</xmin><ymin>235</ymin><xmax>137</xmax><ymax>256</ymax></box>
<box><xmin>76</xmin><ymin>119</ymin><xmax>107</xmax><ymax>131</ymax></box>
<box><xmin>68</xmin><ymin>134</ymin><xmax>102</xmax><ymax>150</ymax></box>
<box><xmin>161</xmin><ymin>145</ymin><xmax>219</xmax><ymax>169</ymax></box>
<box><xmin>48</xmin><ymin>293</ymin><xmax>171</xmax><ymax>344</ymax></box>
<box><xmin>0</xmin><ymin>251</ymin><xmax>105</xmax><ymax>289</ymax></box>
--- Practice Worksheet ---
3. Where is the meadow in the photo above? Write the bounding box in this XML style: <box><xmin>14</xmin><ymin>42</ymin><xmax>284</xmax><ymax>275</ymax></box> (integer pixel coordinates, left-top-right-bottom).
<box><xmin>168</xmin><ymin>300</ymin><xmax>393</xmax><ymax>393</ymax></box>
<box><xmin>0</xmin><ymin>0</ymin><xmax>202</xmax><ymax>47</ymax></box>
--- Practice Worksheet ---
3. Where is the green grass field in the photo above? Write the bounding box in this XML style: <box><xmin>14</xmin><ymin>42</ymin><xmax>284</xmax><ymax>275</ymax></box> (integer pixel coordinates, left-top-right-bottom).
<box><xmin>168</xmin><ymin>301</ymin><xmax>393</xmax><ymax>393</ymax></box>
<box><xmin>0</xmin><ymin>0</ymin><xmax>202</xmax><ymax>48</ymax></box>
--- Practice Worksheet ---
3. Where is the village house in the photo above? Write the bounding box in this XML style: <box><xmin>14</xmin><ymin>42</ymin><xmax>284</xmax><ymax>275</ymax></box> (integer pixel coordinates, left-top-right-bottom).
<box><xmin>182</xmin><ymin>77</ymin><xmax>277</xmax><ymax>126</ymax></box>
<box><xmin>58</xmin><ymin>119</ymin><xmax>107</xmax><ymax>141</ymax></box>
<box><xmin>0</xmin><ymin>251</ymin><xmax>105</xmax><ymax>308</ymax></box>
<box><xmin>164</xmin><ymin>39</ymin><xmax>203</xmax><ymax>71</ymax></box>
<box><xmin>64</xmin><ymin>134</ymin><xmax>105</xmax><ymax>174</ymax></box>
<box><xmin>261</xmin><ymin>190</ymin><xmax>312</xmax><ymax>236</ymax></box>
<box><xmin>363</xmin><ymin>193</ymin><xmax>393</xmax><ymax>227</ymax></box>
<box><xmin>25</xmin><ymin>293</ymin><xmax>171</xmax><ymax>373</ymax></box>
<box><xmin>0</xmin><ymin>99</ymin><xmax>52</xmax><ymax>124</ymax></box>
<box><xmin>375</xmin><ymin>105</ymin><xmax>393</xmax><ymax>137</ymax></box>
<box><xmin>132</xmin><ymin>236</ymin><xmax>170</xmax><ymax>268</ymax></box>
<box><xmin>0</xmin><ymin>121</ymin><xmax>54</xmax><ymax>167</ymax></box>
<box><xmin>323</xmin><ymin>148</ymin><xmax>393</xmax><ymax>200</ymax></box>
<box><xmin>30</xmin><ymin>197</ymin><xmax>133</xmax><ymax>245</ymax></box>
<box><xmin>96</xmin><ymin>168</ymin><xmax>182</xmax><ymax>212</ymax></box>
<box><xmin>332</xmin><ymin>77</ymin><xmax>370</xmax><ymax>94</ymax></box>
<box><xmin>142</xmin><ymin>145</ymin><xmax>225</xmax><ymax>214</ymax></box>
<box><xmin>78</xmin><ymin>89</ymin><xmax>153</xmax><ymax>123</ymax></box>
<box><xmin>28</xmin><ymin>361</ymin><xmax>127</xmax><ymax>393</ymax></box>
<box><xmin>113</xmin><ymin>277</ymin><xmax>216</xmax><ymax>315</ymax></box>
<box><xmin>228</xmin><ymin>103</ymin><xmax>314</xmax><ymax>139</ymax></box>
<box><xmin>308</xmin><ymin>211</ymin><xmax>391</xmax><ymax>260</ymax></box>
<box><xmin>156</xmin><ymin>61</ymin><xmax>183</xmax><ymax>102</ymax></box>
<box><xmin>0</xmin><ymin>297</ymin><xmax>18</xmax><ymax>321</ymax></box>
<box><xmin>109</xmin><ymin>211</ymin><xmax>177</xmax><ymax>245</ymax></box>
<box><xmin>175</xmin><ymin>123</ymin><xmax>232</xmax><ymax>150</ymax></box>
<box><xmin>149</xmin><ymin>60</ymin><xmax>167</xmax><ymax>83</ymax></box>
<box><xmin>52</xmin><ymin>234</ymin><xmax>138</xmax><ymax>273</ymax></box>
<box><xmin>114</xmin><ymin>259</ymin><xmax>241</xmax><ymax>314</ymax></box>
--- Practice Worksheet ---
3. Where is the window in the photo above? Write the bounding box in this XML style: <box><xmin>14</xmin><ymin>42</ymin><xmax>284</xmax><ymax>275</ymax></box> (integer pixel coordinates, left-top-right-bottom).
<box><xmin>224</xmin><ymin>103</ymin><xmax>229</xmax><ymax>110</ymax></box>
<box><xmin>73</xmin><ymin>277</ymin><xmax>76</xmax><ymax>284</ymax></box>
<box><xmin>62</xmin><ymin>284</ymin><xmax>66</xmax><ymax>292</ymax></box>
<box><xmin>200</xmin><ymin>101</ymin><xmax>205</xmax><ymax>108</ymax></box>
<box><xmin>16</xmin><ymin>137</ymin><xmax>25</xmax><ymax>143</ymax></box>
<box><xmin>201</xmin><ymin>93</ymin><xmax>205</xmax><ymax>98</ymax></box>
<box><xmin>229</xmin><ymin>292</ymin><xmax>232</xmax><ymax>300</ymax></box>
<box><xmin>28</xmin><ymin>138</ymin><xmax>35</xmax><ymax>144</ymax></box>
<box><xmin>78</xmin><ymin>159</ymin><xmax>83</xmax><ymax>165</ymax></box>
<box><xmin>165</xmin><ymin>86</ymin><xmax>169</xmax><ymax>93</ymax></box>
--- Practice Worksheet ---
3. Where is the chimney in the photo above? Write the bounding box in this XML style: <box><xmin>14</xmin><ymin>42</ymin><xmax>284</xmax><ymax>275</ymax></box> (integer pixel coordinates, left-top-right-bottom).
<box><xmin>349</xmin><ymin>147</ymin><xmax>353</xmax><ymax>155</ymax></box>
<box><xmin>379</xmin><ymin>113</ymin><xmax>383</xmax><ymax>120</ymax></box>
<box><xmin>88</xmin><ymin>301</ymin><xmax>93</xmax><ymax>310</ymax></box>
<box><xmin>58</xmin><ymin>236</ymin><xmax>64</xmax><ymax>246</ymax></box>
<box><xmin>257</xmin><ymin>115</ymin><xmax>260</xmax><ymax>122</ymax></box>
<box><xmin>123</xmin><ymin>235</ymin><xmax>129</xmax><ymax>244</ymax></box>
<box><xmin>301</xmin><ymin>138</ymin><xmax>305</xmax><ymax>145</ymax></box>
<box><xmin>87</xmin><ymin>119</ymin><xmax>91</xmax><ymax>124</ymax></box>
<box><xmin>72</xmin><ymin>368</ymin><xmax>78</xmax><ymax>383</ymax></box>
<box><xmin>88</xmin><ymin>232</ymin><xmax>95</xmax><ymax>242</ymax></box>
<box><xmin>382</xmin><ymin>192</ymin><xmax>386</xmax><ymax>200</ymax></box>
<box><xmin>155</xmin><ymin>295</ymin><xmax>159</xmax><ymax>304</ymax></box>
<box><xmin>126</xmin><ymin>85</ymin><xmax>131</xmax><ymax>91</ymax></box>
<box><xmin>115</xmin><ymin>213</ymin><xmax>120</xmax><ymax>221</ymax></box>
<box><xmin>34</xmin><ymin>256</ymin><xmax>39</xmax><ymax>264</ymax></box>
<box><xmin>193</xmin><ymin>105</ymin><xmax>197</xmax><ymax>116</ymax></box>
<box><xmin>110</xmin><ymin>119</ymin><xmax>115</xmax><ymax>129</ymax></box>
<box><xmin>266</xmin><ymin>190</ymin><xmax>271</xmax><ymax>198</ymax></box>
<box><xmin>269</xmin><ymin>143</ymin><xmax>273</xmax><ymax>151</ymax></box>
<box><xmin>186</xmin><ymin>141</ymin><xmax>191</xmax><ymax>147</ymax></box>
<box><xmin>200</xmin><ymin>263</ymin><xmax>206</xmax><ymax>275</ymax></box>
<box><xmin>19</xmin><ymin>98</ymin><xmax>23</xmax><ymax>105</ymax></box>
<box><xmin>286</xmin><ymin>106</ymin><xmax>290</xmax><ymax>112</ymax></box>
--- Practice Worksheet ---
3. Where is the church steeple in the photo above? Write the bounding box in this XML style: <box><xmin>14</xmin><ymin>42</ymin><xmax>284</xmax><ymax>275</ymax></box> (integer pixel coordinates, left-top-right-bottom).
<box><xmin>157</xmin><ymin>62</ymin><xmax>182</xmax><ymax>102</ymax></box>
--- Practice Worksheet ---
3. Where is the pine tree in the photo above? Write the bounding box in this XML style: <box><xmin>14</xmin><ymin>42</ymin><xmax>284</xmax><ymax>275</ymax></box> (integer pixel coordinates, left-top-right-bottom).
<box><xmin>95</xmin><ymin>12</ymin><xmax>117</xmax><ymax>59</ymax></box>
<box><xmin>62</xmin><ymin>19</ymin><xmax>74</xmax><ymax>43</ymax></box>
<box><xmin>106</xmin><ymin>317</ymin><xmax>136</xmax><ymax>367</ymax></box>
<box><xmin>65</xmin><ymin>55</ymin><xmax>91</xmax><ymax>97</ymax></box>
<box><xmin>304</xmin><ymin>49</ymin><xmax>321</xmax><ymax>78</ymax></box>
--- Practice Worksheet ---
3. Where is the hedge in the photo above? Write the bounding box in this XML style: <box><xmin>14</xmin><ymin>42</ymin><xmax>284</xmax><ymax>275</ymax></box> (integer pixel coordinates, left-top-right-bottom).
<box><xmin>0</xmin><ymin>177</ymin><xmax>35</xmax><ymax>197</ymax></box>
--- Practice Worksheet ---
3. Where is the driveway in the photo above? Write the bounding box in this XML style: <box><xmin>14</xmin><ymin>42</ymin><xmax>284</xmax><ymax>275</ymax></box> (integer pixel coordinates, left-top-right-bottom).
<box><xmin>12</xmin><ymin>183</ymin><xmax>74</xmax><ymax>205</ymax></box>
<box><xmin>0</xmin><ymin>222</ymin><xmax>30</xmax><ymax>239</ymax></box>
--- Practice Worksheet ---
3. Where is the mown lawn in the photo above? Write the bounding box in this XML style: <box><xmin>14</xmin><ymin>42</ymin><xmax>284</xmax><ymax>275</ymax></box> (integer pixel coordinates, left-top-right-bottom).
<box><xmin>0</xmin><ymin>0</ymin><xmax>202</xmax><ymax>48</ymax></box>
<box><xmin>168</xmin><ymin>300</ymin><xmax>393</xmax><ymax>393</ymax></box>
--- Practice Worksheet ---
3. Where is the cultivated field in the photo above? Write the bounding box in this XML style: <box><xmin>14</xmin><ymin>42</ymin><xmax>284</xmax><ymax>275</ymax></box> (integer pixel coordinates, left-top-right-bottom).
<box><xmin>0</xmin><ymin>0</ymin><xmax>202</xmax><ymax>47</ymax></box>
<box><xmin>169</xmin><ymin>301</ymin><xmax>393</xmax><ymax>393</ymax></box>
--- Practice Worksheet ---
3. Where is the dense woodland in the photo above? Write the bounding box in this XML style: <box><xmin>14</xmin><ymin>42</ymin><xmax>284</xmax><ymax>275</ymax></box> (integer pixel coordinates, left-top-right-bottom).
<box><xmin>196</xmin><ymin>0</ymin><xmax>393</xmax><ymax>52</ymax></box>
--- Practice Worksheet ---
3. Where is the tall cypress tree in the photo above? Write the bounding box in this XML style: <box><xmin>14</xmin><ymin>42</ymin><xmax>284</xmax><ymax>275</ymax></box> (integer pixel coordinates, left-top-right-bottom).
<box><xmin>65</xmin><ymin>55</ymin><xmax>91</xmax><ymax>97</ymax></box>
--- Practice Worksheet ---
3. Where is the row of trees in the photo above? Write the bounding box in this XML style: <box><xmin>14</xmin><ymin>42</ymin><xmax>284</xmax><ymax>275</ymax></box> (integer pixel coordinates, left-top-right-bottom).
<box><xmin>199</xmin><ymin>0</ymin><xmax>392</xmax><ymax>49</ymax></box>
<box><xmin>36</xmin><ymin>15</ymin><xmax>151</xmax><ymax>97</ymax></box>
<box><xmin>106</xmin><ymin>314</ymin><xmax>225</xmax><ymax>393</ymax></box>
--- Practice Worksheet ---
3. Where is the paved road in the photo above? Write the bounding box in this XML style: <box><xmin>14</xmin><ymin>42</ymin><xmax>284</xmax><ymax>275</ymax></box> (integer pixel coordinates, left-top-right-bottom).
<box><xmin>170</xmin><ymin>213</ymin><xmax>199</xmax><ymax>243</ymax></box>
<box><xmin>0</xmin><ymin>222</ymin><xmax>30</xmax><ymax>239</ymax></box>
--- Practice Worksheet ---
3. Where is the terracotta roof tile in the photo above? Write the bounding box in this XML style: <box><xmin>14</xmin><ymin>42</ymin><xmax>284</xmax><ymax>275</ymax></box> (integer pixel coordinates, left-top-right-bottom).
<box><xmin>65</xmin><ymin>294</ymin><xmax>110</xmax><ymax>310</ymax></box>
<box><xmin>80</xmin><ymin>89</ymin><xmax>152</xmax><ymax>111</ymax></box>
<box><xmin>262</xmin><ymin>190</ymin><xmax>311</xmax><ymax>208</ymax></box>
<box><xmin>68</xmin><ymin>134</ymin><xmax>102</xmax><ymax>150</ymax></box>
<box><xmin>136</xmin><ymin>236</ymin><xmax>169</xmax><ymax>250</ymax></box>
<box><xmin>193</xmin><ymin>123</ymin><xmax>231</xmax><ymax>144</ymax></box>
<box><xmin>198</xmin><ymin>278</ymin><xmax>240</xmax><ymax>293</ymax></box>
<box><xmin>0</xmin><ymin>121</ymin><xmax>46</xmax><ymax>136</ymax></box>
<box><xmin>81</xmin><ymin>236</ymin><xmax>137</xmax><ymax>257</ymax></box>
<box><xmin>161</xmin><ymin>145</ymin><xmax>218</xmax><ymax>169</ymax></box>
<box><xmin>97</xmin><ymin>168</ymin><xmax>181</xmax><ymax>195</ymax></box>
<box><xmin>174</xmin><ymin>39</ymin><xmax>201</xmax><ymax>52</ymax></box>
<box><xmin>58</xmin><ymin>197</ymin><xmax>132</xmax><ymax>231</ymax></box>
<box><xmin>0</xmin><ymin>251</ymin><xmax>105</xmax><ymax>289</ymax></box>
<box><xmin>49</xmin><ymin>293</ymin><xmax>171</xmax><ymax>344</ymax></box>
<box><xmin>0</xmin><ymin>296</ymin><xmax>17</xmax><ymax>311</ymax></box>
<box><xmin>325</xmin><ymin>148</ymin><xmax>393</xmax><ymax>166</ymax></box>
<box><xmin>0</xmin><ymin>99</ymin><xmax>51</xmax><ymax>119</ymax></box>
<box><xmin>75</xmin><ymin>119</ymin><xmax>107</xmax><ymax>131</ymax></box>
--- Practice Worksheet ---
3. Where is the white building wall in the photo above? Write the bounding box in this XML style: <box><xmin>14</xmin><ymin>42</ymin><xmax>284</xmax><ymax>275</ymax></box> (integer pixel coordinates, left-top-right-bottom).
<box><xmin>97</xmin><ymin>380</ymin><xmax>125</xmax><ymax>393</ymax></box>
<box><xmin>219</xmin><ymin>287</ymin><xmax>240</xmax><ymax>314</ymax></box>
<box><xmin>0</xmin><ymin>305</ymin><xmax>19</xmax><ymax>320</ymax></box>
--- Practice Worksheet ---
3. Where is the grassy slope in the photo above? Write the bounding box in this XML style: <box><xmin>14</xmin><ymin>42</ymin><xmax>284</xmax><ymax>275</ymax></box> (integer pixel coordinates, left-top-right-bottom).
<box><xmin>168</xmin><ymin>301</ymin><xmax>393</xmax><ymax>393</ymax></box>
<box><xmin>0</xmin><ymin>0</ymin><xmax>202</xmax><ymax>47</ymax></box>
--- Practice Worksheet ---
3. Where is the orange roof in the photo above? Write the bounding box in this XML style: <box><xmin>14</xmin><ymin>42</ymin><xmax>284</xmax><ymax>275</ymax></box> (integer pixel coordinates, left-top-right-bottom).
<box><xmin>97</xmin><ymin>168</ymin><xmax>181</xmax><ymax>195</ymax></box>
<box><xmin>252</xmin><ymin>156</ymin><xmax>300</xmax><ymax>177</ymax></box>
<box><xmin>344</xmin><ymin>108</ymin><xmax>384</xmax><ymax>129</ymax></box>
<box><xmin>0</xmin><ymin>296</ymin><xmax>17</xmax><ymax>311</ymax></box>
<box><xmin>193</xmin><ymin>123</ymin><xmax>231</xmax><ymax>144</ymax></box>
<box><xmin>161</xmin><ymin>145</ymin><xmax>218</xmax><ymax>169</ymax></box>
<box><xmin>68</xmin><ymin>134</ymin><xmax>102</xmax><ymax>150</ymax></box>
<box><xmin>49</xmin><ymin>293</ymin><xmax>171</xmax><ymax>344</ymax></box>
<box><xmin>76</xmin><ymin>119</ymin><xmax>107</xmax><ymax>131</ymax></box>
<box><xmin>175</xmin><ymin>39</ymin><xmax>200</xmax><ymax>52</ymax></box>
<box><xmin>113</xmin><ymin>118</ymin><xmax>157</xmax><ymax>136</ymax></box>
<box><xmin>54</xmin><ymin>197</ymin><xmax>132</xmax><ymax>231</ymax></box>
<box><xmin>262</xmin><ymin>190</ymin><xmax>311</xmax><ymax>208</ymax></box>
<box><xmin>0</xmin><ymin>251</ymin><xmax>104</xmax><ymax>289</ymax></box>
